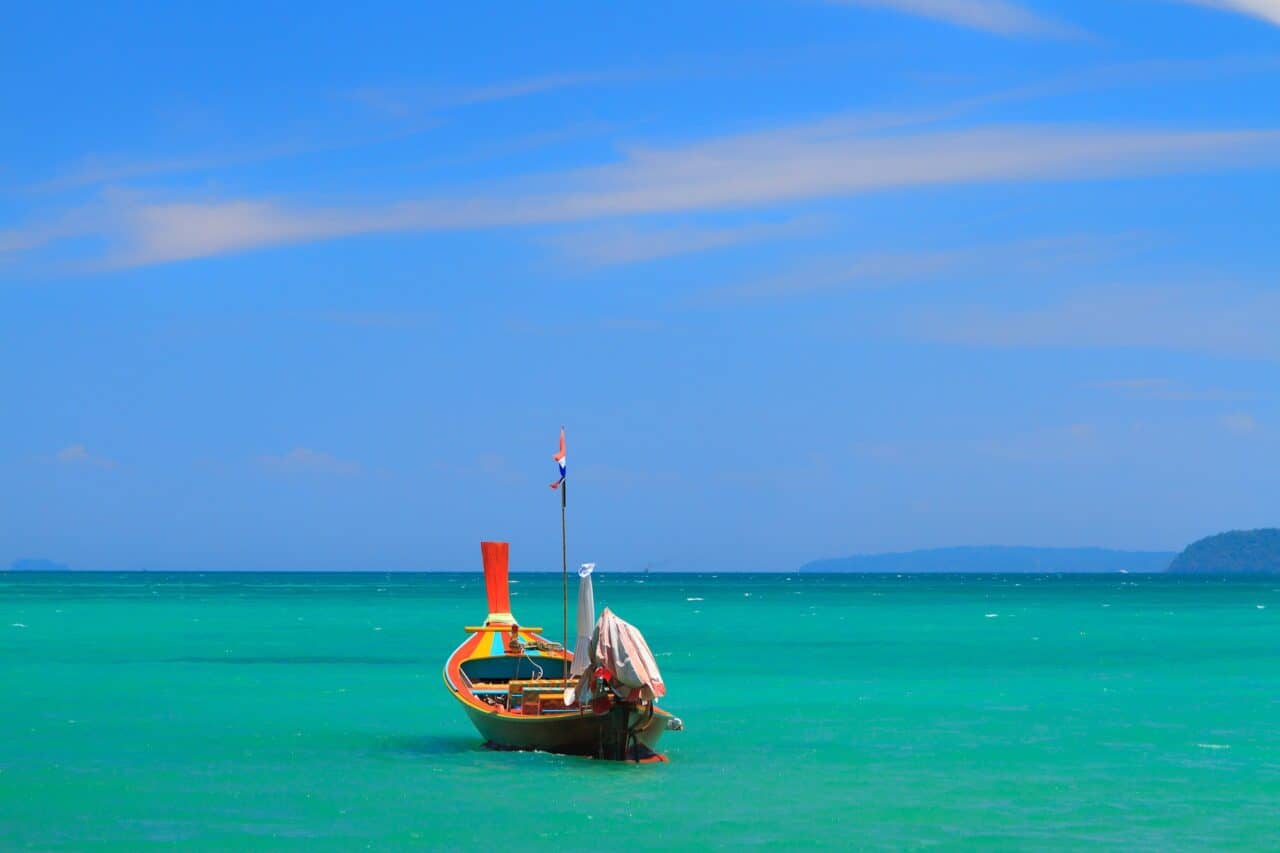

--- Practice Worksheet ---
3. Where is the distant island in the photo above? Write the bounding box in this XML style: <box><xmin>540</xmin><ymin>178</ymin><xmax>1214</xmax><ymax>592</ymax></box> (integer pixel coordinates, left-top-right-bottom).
<box><xmin>8</xmin><ymin>558</ymin><xmax>71</xmax><ymax>572</ymax></box>
<box><xmin>1167</xmin><ymin>529</ymin><xmax>1280</xmax><ymax>574</ymax></box>
<box><xmin>801</xmin><ymin>546</ymin><xmax>1175</xmax><ymax>574</ymax></box>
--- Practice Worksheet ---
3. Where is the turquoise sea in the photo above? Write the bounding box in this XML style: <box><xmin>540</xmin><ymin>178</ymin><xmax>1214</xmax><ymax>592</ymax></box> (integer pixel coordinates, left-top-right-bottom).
<box><xmin>2</xmin><ymin>572</ymin><xmax>1278</xmax><ymax>849</ymax></box>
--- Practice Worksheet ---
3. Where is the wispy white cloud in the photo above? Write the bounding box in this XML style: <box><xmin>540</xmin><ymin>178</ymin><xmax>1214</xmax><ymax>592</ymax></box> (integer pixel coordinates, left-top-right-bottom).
<box><xmin>260</xmin><ymin>447</ymin><xmax>361</xmax><ymax>475</ymax></box>
<box><xmin>1089</xmin><ymin>378</ymin><xmax>1178</xmax><ymax>393</ymax></box>
<box><xmin>908</xmin><ymin>284</ymin><xmax>1280</xmax><ymax>359</ymax></box>
<box><xmin>0</xmin><ymin>203</ymin><xmax>106</xmax><ymax>256</ymax></box>
<box><xmin>38</xmin><ymin>149</ymin><xmax>301</xmax><ymax>193</ymax></box>
<box><xmin>54</xmin><ymin>444</ymin><xmax>116</xmax><ymax>468</ymax></box>
<box><xmin>828</xmin><ymin>0</ymin><xmax>1077</xmax><ymax>36</ymax></box>
<box><xmin>705</xmin><ymin>247</ymin><xmax>971</xmax><ymax>303</ymax></box>
<box><xmin>549</xmin><ymin>218</ymin><xmax>822</xmax><ymax>267</ymax></box>
<box><xmin>28</xmin><ymin>53</ymin><xmax>1278</xmax><ymax>202</ymax></box>
<box><xmin>504</xmin><ymin>315</ymin><xmax>663</xmax><ymax>337</ymax></box>
<box><xmin>116</xmin><ymin>199</ymin><xmax>385</xmax><ymax>266</ymax></box>
<box><xmin>942</xmin><ymin>55</ymin><xmax>1280</xmax><ymax>121</ymax></box>
<box><xmin>6</xmin><ymin>120</ymin><xmax>1280</xmax><ymax>268</ymax></box>
<box><xmin>1181</xmin><ymin>0</ymin><xmax>1280</xmax><ymax>26</ymax></box>
<box><xmin>24</xmin><ymin>124</ymin><xmax>440</xmax><ymax>195</ymax></box>
<box><xmin>432</xmin><ymin>452</ymin><xmax>526</xmax><ymax>484</ymax></box>
<box><xmin>317</xmin><ymin>310</ymin><xmax>434</xmax><ymax>329</ymax></box>
<box><xmin>980</xmin><ymin>422</ymin><xmax>1100</xmax><ymax>461</ymax></box>
<box><xmin>346</xmin><ymin>71</ymin><xmax>627</xmax><ymax>117</ymax></box>
<box><xmin>1087</xmin><ymin>378</ymin><xmax>1256</xmax><ymax>402</ymax></box>
<box><xmin>1220</xmin><ymin>412</ymin><xmax>1260</xmax><ymax>433</ymax></box>
<box><xmin>698</xmin><ymin>233</ymin><xmax>1137</xmax><ymax>303</ymax></box>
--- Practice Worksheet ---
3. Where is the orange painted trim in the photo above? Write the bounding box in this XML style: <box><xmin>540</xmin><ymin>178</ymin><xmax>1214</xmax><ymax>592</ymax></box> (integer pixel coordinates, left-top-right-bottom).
<box><xmin>443</xmin><ymin>629</ymin><xmax>580</xmax><ymax>719</ymax></box>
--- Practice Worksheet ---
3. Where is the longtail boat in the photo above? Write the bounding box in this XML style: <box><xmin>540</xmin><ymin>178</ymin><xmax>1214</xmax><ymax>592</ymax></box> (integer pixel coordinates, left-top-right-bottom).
<box><xmin>443</xmin><ymin>540</ymin><xmax>681</xmax><ymax>761</ymax></box>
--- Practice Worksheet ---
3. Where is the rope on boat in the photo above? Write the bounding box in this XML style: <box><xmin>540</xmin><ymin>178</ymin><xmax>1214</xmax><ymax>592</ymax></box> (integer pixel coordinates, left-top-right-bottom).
<box><xmin>523</xmin><ymin>651</ymin><xmax>544</xmax><ymax>682</ymax></box>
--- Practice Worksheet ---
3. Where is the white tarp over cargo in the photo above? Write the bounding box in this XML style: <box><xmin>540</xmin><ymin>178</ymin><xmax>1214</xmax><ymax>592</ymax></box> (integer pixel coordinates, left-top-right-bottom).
<box><xmin>586</xmin><ymin>606</ymin><xmax>667</xmax><ymax>702</ymax></box>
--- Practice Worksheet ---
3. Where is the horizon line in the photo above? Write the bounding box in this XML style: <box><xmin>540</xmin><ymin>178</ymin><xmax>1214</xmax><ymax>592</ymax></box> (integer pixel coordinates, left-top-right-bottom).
<box><xmin>1</xmin><ymin>568</ymin><xmax>1186</xmax><ymax>575</ymax></box>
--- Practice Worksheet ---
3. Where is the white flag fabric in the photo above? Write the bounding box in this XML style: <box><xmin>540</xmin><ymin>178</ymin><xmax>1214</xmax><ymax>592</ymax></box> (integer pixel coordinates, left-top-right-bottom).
<box><xmin>570</xmin><ymin>563</ymin><xmax>595</xmax><ymax>677</ymax></box>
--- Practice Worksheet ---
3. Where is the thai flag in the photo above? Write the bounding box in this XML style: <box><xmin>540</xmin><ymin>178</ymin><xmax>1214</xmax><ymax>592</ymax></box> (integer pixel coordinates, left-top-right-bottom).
<box><xmin>549</xmin><ymin>428</ymin><xmax>566</xmax><ymax>490</ymax></box>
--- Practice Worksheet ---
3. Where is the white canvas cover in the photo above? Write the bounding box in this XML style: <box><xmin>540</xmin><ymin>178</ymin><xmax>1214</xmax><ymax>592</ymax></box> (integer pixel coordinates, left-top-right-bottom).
<box><xmin>587</xmin><ymin>607</ymin><xmax>667</xmax><ymax>702</ymax></box>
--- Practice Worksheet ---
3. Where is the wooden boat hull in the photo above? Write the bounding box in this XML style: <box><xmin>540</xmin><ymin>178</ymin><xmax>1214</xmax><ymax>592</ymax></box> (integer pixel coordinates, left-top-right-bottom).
<box><xmin>458</xmin><ymin>697</ymin><xmax>673</xmax><ymax>757</ymax></box>
<box><xmin>443</xmin><ymin>630</ymin><xmax>674</xmax><ymax>759</ymax></box>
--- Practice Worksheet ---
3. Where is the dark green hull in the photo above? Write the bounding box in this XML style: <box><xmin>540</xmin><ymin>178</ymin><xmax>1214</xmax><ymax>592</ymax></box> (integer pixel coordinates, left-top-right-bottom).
<box><xmin>461</xmin><ymin>702</ymin><xmax>671</xmax><ymax>757</ymax></box>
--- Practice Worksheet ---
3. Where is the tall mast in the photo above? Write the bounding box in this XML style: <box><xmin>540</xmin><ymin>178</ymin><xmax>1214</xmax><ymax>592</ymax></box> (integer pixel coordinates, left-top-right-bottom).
<box><xmin>560</xmin><ymin>469</ymin><xmax>568</xmax><ymax>687</ymax></box>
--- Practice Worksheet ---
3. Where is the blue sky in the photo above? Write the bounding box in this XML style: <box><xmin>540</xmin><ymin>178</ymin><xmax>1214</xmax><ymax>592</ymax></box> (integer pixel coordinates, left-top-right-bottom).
<box><xmin>2</xmin><ymin>0</ymin><xmax>1279</xmax><ymax>571</ymax></box>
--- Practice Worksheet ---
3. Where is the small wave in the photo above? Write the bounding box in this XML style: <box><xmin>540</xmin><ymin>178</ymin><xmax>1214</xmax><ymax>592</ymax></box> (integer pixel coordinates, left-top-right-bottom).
<box><xmin>985</xmin><ymin>613</ymin><xmax>998</xmax><ymax>618</ymax></box>
<box><xmin>1196</xmin><ymin>743</ymin><xmax>1231</xmax><ymax>750</ymax></box>
<box><xmin>686</xmin><ymin>597</ymin><xmax>704</xmax><ymax>601</ymax></box>
<box><xmin>11</xmin><ymin>623</ymin><xmax>27</xmax><ymax>628</ymax></box>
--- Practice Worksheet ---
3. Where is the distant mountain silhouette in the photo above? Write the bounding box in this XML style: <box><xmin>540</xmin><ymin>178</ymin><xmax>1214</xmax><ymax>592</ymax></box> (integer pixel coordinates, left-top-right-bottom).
<box><xmin>8</xmin><ymin>558</ymin><xmax>71</xmax><ymax>572</ymax></box>
<box><xmin>801</xmin><ymin>546</ymin><xmax>1174</xmax><ymax>574</ymax></box>
<box><xmin>1167</xmin><ymin>529</ymin><xmax>1280</xmax><ymax>574</ymax></box>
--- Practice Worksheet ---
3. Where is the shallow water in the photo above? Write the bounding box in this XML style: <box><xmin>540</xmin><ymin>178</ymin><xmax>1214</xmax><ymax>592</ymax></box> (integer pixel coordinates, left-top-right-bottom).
<box><xmin>2</xmin><ymin>572</ymin><xmax>1278</xmax><ymax>849</ymax></box>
